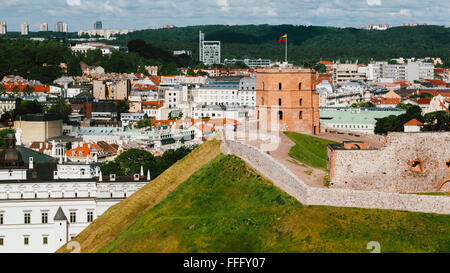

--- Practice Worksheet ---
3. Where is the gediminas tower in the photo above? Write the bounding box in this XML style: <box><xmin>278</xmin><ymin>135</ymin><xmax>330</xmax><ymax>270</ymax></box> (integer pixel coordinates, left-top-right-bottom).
<box><xmin>255</xmin><ymin>68</ymin><xmax>320</xmax><ymax>134</ymax></box>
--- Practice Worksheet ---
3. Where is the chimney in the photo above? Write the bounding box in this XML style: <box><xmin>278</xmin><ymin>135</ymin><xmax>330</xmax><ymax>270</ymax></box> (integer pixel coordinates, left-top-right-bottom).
<box><xmin>29</xmin><ymin>157</ymin><xmax>34</xmax><ymax>169</ymax></box>
<box><xmin>94</xmin><ymin>153</ymin><xmax>98</xmax><ymax>163</ymax></box>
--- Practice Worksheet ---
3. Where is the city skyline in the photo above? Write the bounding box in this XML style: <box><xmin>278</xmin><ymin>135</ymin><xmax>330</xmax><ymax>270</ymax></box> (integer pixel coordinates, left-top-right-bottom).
<box><xmin>0</xmin><ymin>0</ymin><xmax>448</xmax><ymax>31</ymax></box>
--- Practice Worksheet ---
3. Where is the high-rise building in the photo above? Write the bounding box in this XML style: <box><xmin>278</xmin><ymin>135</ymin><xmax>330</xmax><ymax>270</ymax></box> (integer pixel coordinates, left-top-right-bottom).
<box><xmin>21</xmin><ymin>21</ymin><xmax>29</xmax><ymax>35</ymax></box>
<box><xmin>199</xmin><ymin>31</ymin><xmax>220</xmax><ymax>65</ymax></box>
<box><xmin>55</xmin><ymin>21</ymin><xmax>67</xmax><ymax>32</ymax></box>
<box><xmin>255</xmin><ymin>68</ymin><xmax>320</xmax><ymax>134</ymax></box>
<box><xmin>0</xmin><ymin>22</ymin><xmax>6</xmax><ymax>35</ymax></box>
<box><xmin>39</xmin><ymin>22</ymin><xmax>48</xmax><ymax>32</ymax></box>
<box><xmin>94</xmin><ymin>21</ymin><xmax>102</xmax><ymax>30</ymax></box>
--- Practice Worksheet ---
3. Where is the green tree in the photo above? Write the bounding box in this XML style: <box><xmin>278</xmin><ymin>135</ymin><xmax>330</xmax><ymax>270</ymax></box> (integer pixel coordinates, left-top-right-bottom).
<box><xmin>12</xmin><ymin>86</ymin><xmax>20</xmax><ymax>96</ymax></box>
<box><xmin>65</xmin><ymin>142</ymin><xmax>72</xmax><ymax>150</ymax></box>
<box><xmin>22</xmin><ymin>85</ymin><xmax>35</xmax><ymax>96</ymax></box>
<box><xmin>422</xmin><ymin>111</ymin><xmax>449</xmax><ymax>132</ymax></box>
<box><xmin>116</xmin><ymin>101</ymin><xmax>130</xmax><ymax>120</ymax></box>
<box><xmin>48</xmin><ymin>99</ymin><xmax>72</xmax><ymax>122</ymax></box>
<box><xmin>66</xmin><ymin>56</ymin><xmax>82</xmax><ymax>76</ymax></box>
<box><xmin>0</xmin><ymin>129</ymin><xmax>15</xmax><ymax>149</ymax></box>
<box><xmin>14</xmin><ymin>99</ymin><xmax>45</xmax><ymax>116</ymax></box>
<box><xmin>314</xmin><ymin>63</ymin><xmax>327</xmax><ymax>73</ymax></box>
<box><xmin>168</xmin><ymin>111</ymin><xmax>183</xmax><ymax>120</ymax></box>
<box><xmin>135</xmin><ymin>119</ymin><xmax>154</xmax><ymax>129</ymax></box>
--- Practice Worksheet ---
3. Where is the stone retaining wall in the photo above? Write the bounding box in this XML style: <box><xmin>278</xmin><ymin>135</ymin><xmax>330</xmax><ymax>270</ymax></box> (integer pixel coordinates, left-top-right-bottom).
<box><xmin>221</xmin><ymin>140</ymin><xmax>450</xmax><ymax>215</ymax></box>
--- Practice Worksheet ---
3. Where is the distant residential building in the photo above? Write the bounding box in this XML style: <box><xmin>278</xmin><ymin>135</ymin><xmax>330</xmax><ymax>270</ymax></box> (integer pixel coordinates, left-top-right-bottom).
<box><xmin>14</xmin><ymin>113</ymin><xmax>63</xmax><ymax>143</ymax></box>
<box><xmin>93</xmin><ymin>79</ymin><xmax>130</xmax><ymax>100</ymax></box>
<box><xmin>224</xmin><ymin>58</ymin><xmax>272</xmax><ymax>69</ymax></box>
<box><xmin>54</xmin><ymin>21</ymin><xmax>67</xmax><ymax>32</ymax></box>
<box><xmin>0</xmin><ymin>22</ymin><xmax>6</xmax><ymax>34</ymax></box>
<box><xmin>39</xmin><ymin>23</ymin><xmax>48</xmax><ymax>32</ymax></box>
<box><xmin>21</xmin><ymin>22</ymin><xmax>29</xmax><ymax>35</ymax></box>
<box><xmin>367</xmin><ymin>24</ymin><xmax>390</xmax><ymax>30</ymax></box>
<box><xmin>199</xmin><ymin>31</ymin><xmax>220</xmax><ymax>65</ymax></box>
<box><xmin>404</xmin><ymin>119</ymin><xmax>423</xmax><ymax>133</ymax></box>
<box><xmin>0</xmin><ymin>97</ymin><xmax>16</xmax><ymax>115</ymax></box>
<box><xmin>173</xmin><ymin>50</ymin><xmax>192</xmax><ymax>56</ymax></box>
<box><xmin>71</xmin><ymin>43</ymin><xmax>123</xmax><ymax>55</ymax></box>
<box><xmin>332</xmin><ymin>63</ymin><xmax>367</xmax><ymax>84</ymax></box>
<box><xmin>77</xmin><ymin>29</ymin><xmax>136</xmax><ymax>39</ymax></box>
<box><xmin>94</xmin><ymin>21</ymin><xmax>102</xmax><ymax>30</ymax></box>
<box><xmin>368</xmin><ymin>59</ymin><xmax>434</xmax><ymax>83</ymax></box>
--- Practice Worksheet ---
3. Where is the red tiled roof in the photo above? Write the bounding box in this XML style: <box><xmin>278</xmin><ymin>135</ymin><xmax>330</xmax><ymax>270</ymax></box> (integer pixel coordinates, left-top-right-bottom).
<box><xmin>424</xmin><ymin>79</ymin><xmax>447</xmax><ymax>87</ymax></box>
<box><xmin>404</xmin><ymin>119</ymin><xmax>423</xmax><ymax>126</ymax></box>
<box><xmin>418</xmin><ymin>90</ymin><xmax>450</xmax><ymax>97</ymax></box>
<box><xmin>3</xmin><ymin>84</ymin><xmax>49</xmax><ymax>92</ymax></box>
<box><xmin>417</xmin><ymin>98</ymin><xmax>432</xmax><ymax>105</ymax></box>
<box><xmin>148</xmin><ymin>76</ymin><xmax>161</xmax><ymax>85</ymax></box>
<box><xmin>66</xmin><ymin>143</ymin><xmax>103</xmax><ymax>157</ymax></box>
<box><xmin>316</xmin><ymin>61</ymin><xmax>333</xmax><ymax>65</ymax></box>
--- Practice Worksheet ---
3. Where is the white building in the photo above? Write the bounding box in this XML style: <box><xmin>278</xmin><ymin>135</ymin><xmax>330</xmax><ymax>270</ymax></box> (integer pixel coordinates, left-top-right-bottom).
<box><xmin>77</xmin><ymin>29</ymin><xmax>136</xmax><ymax>39</ymax></box>
<box><xmin>0</xmin><ymin>22</ymin><xmax>7</xmax><ymax>35</ymax></box>
<box><xmin>199</xmin><ymin>31</ymin><xmax>220</xmax><ymax>65</ymax></box>
<box><xmin>0</xmin><ymin>131</ymin><xmax>148</xmax><ymax>253</ymax></box>
<box><xmin>39</xmin><ymin>23</ymin><xmax>48</xmax><ymax>32</ymax></box>
<box><xmin>70</xmin><ymin>43</ymin><xmax>121</xmax><ymax>55</ymax></box>
<box><xmin>368</xmin><ymin>59</ymin><xmax>434</xmax><ymax>83</ymax></box>
<box><xmin>120</xmin><ymin>113</ymin><xmax>148</xmax><ymax>127</ymax></box>
<box><xmin>192</xmin><ymin>80</ymin><xmax>256</xmax><ymax>107</ymax></box>
<box><xmin>21</xmin><ymin>22</ymin><xmax>29</xmax><ymax>35</ymax></box>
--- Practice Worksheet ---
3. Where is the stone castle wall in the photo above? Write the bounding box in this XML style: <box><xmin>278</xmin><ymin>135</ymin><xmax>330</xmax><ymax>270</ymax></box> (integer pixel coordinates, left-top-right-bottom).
<box><xmin>221</xmin><ymin>139</ymin><xmax>450</xmax><ymax>215</ymax></box>
<box><xmin>330</xmin><ymin>132</ymin><xmax>450</xmax><ymax>193</ymax></box>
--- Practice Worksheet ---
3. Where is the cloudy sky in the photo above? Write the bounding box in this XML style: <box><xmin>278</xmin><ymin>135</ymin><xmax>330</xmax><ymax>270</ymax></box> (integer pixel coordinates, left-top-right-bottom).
<box><xmin>1</xmin><ymin>0</ymin><xmax>448</xmax><ymax>31</ymax></box>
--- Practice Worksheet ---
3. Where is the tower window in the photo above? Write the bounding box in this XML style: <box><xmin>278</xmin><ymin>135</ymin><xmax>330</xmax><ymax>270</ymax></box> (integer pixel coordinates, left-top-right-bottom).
<box><xmin>278</xmin><ymin>98</ymin><xmax>282</xmax><ymax>106</ymax></box>
<box><xmin>299</xmin><ymin>98</ymin><xmax>303</xmax><ymax>106</ymax></box>
<box><xmin>278</xmin><ymin>111</ymin><xmax>283</xmax><ymax>120</ymax></box>
<box><xmin>278</xmin><ymin>83</ymin><xmax>282</xmax><ymax>90</ymax></box>
<box><xmin>299</xmin><ymin>82</ymin><xmax>302</xmax><ymax>90</ymax></box>
<box><xmin>410</xmin><ymin>160</ymin><xmax>423</xmax><ymax>172</ymax></box>
<box><xmin>299</xmin><ymin>111</ymin><xmax>303</xmax><ymax>120</ymax></box>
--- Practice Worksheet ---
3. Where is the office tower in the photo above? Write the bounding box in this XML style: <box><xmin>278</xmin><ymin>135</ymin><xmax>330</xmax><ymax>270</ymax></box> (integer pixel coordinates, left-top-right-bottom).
<box><xmin>94</xmin><ymin>21</ymin><xmax>102</xmax><ymax>30</ymax></box>
<box><xmin>40</xmin><ymin>22</ymin><xmax>48</xmax><ymax>32</ymax></box>
<box><xmin>55</xmin><ymin>21</ymin><xmax>68</xmax><ymax>32</ymax></box>
<box><xmin>199</xmin><ymin>31</ymin><xmax>221</xmax><ymax>65</ymax></box>
<box><xmin>0</xmin><ymin>22</ymin><xmax>6</xmax><ymax>34</ymax></box>
<box><xmin>21</xmin><ymin>21</ymin><xmax>29</xmax><ymax>35</ymax></box>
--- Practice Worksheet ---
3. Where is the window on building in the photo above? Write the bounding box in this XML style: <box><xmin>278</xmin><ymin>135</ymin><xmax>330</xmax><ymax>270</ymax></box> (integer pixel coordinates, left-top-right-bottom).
<box><xmin>278</xmin><ymin>98</ymin><xmax>282</xmax><ymax>106</ymax></box>
<box><xmin>299</xmin><ymin>98</ymin><xmax>303</xmax><ymax>106</ymax></box>
<box><xmin>278</xmin><ymin>83</ymin><xmax>282</xmax><ymax>90</ymax></box>
<box><xmin>24</xmin><ymin>237</ymin><xmax>29</xmax><ymax>245</ymax></box>
<box><xmin>24</xmin><ymin>213</ymin><xmax>30</xmax><ymax>224</ymax></box>
<box><xmin>299</xmin><ymin>83</ymin><xmax>302</xmax><ymax>90</ymax></box>
<box><xmin>410</xmin><ymin>160</ymin><xmax>423</xmax><ymax>172</ymax></box>
<box><xmin>70</xmin><ymin>212</ymin><xmax>76</xmax><ymax>223</ymax></box>
<box><xmin>43</xmin><ymin>236</ymin><xmax>48</xmax><ymax>245</ymax></box>
<box><xmin>87</xmin><ymin>211</ymin><xmax>94</xmax><ymax>223</ymax></box>
<box><xmin>0</xmin><ymin>213</ymin><xmax>3</xmax><ymax>225</ymax></box>
<box><xmin>41</xmin><ymin>212</ymin><xmax>48</xmax><ymax>224</ymax></box>
<box><xmin>0</xmin><ymin>237</ymin><xmax>3</xmax><ymax>246</ymax></box>
<box><xmin>278</xmin><ymin>111</ymin><xmax>283</xmax><ymax>120</ymax></box>
<box><xmin>299</xmin><ymin>111</ymin><xmax>303</xmax><ymax>120</ymax></box>
<box><xmin>446</xmin><ymin>161</ymin><xmax>450</xmax><ymax>171</ymax></box>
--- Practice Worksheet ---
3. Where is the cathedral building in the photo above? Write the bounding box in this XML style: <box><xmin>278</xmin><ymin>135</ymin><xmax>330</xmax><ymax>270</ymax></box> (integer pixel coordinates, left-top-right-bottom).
<box><xmin>255</xmin><ymin>68</ymin><xmax>320</xmax><ymax>134</ymax></box>
<box><xmin>0</xmin><ymin>130</ymin><xmax>148</xmax><ymax>253</ymax></box>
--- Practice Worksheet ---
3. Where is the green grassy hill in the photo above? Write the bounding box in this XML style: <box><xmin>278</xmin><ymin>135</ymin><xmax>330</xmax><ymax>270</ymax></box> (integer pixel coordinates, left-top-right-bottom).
<box><xmin>61</xmin><ymin>140</ymin><xmax>450</xmax><ymax>253</ymax></box>
<box><xmin>284</xmin><ymin>132</ymin><xmax>338</xmax><ymax>170</ymax></box>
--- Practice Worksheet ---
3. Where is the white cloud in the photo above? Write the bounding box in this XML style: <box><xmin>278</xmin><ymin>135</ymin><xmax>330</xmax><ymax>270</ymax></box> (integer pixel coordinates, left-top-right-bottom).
<box><xmin>366</xmin><ymin>0</ymin><xmax>381</xmax><ymax>6</ymax></box>
<box><xmin>66</xmin><ymin>0</ymin><xmax>81</xmax><ymax>6</ymax></box>
<box><xmin>216</xmin><ymin>0</ymin><xmax>230</xmax><ymax>12</ymax></box>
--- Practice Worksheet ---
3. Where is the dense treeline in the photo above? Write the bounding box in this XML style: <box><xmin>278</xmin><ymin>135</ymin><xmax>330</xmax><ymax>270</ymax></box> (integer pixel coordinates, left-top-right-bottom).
<box><xmin>0</xmin><ymin>39</ymin><xmax>191</xmax><ymax>83</ymax></box>
<box><xmin>100</xmin><ymin>145</ymin><xmax>198</xmax><ymax>179</ymax></box>
<box><xmin>113</xmin><ymin>24</ymin><xmax>450</xmax><ymax>66</ymax></box>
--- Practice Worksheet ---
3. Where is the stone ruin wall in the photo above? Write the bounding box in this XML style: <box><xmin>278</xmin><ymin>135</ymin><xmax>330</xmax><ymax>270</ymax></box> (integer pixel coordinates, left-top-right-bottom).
<box><xmin>330</xmin><ymin>132</ymin><xmax>450</xmax><ymax>193</ymax></box>
<box><xmin>221</xmin><ymin>139</ymin><xmax>450</xmax><ymax>215</ymax></box>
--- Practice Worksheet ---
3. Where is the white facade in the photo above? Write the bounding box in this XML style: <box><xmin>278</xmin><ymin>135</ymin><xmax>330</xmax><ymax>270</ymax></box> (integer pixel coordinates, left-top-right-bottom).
<box><xmin>21</xmin><ymin>22</ymin><xmax>29</xmax><ymax>35</ymax></box>
<box><xmin>368</xmin><ymin>59</ymin><xmax>434</xmax><ymax>83</ymax></box>
<box><xmin>39</xmin><ymin>23</ymin><xmax>48</xmax><ymax>32</ymax></box>
<box><xmin>1</xmin><ymin>22</ymin><xmax>7</xmax><ymax>35</ymax></box>
<box><xmin>0</xmin><ymin>158</ymin><xmax>147</xmax><ymax>253</ymax></box>
<box><xmin>77</xmin><ymin>29</ymin><xmax>136</xmax><ymax>39</ymax></box>
<box><xmin>71</xmin><ymin>43</ymin><xmax>120</xmax><ymax>55</ymax></box>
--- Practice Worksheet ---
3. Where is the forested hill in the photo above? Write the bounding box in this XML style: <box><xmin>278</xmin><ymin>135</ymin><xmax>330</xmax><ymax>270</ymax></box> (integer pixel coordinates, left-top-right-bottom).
<box><xmin>114</xmin><ymin>24</ymin><xmax>450</xmax><ymax>65</ymax></box>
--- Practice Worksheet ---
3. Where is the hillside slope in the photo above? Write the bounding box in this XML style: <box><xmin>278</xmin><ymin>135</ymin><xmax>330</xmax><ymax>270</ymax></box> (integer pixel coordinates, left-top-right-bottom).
<box><xmin>57</xmin><ymin>139</ymin><xmax>221</xmax><ymax>253</ymax></box>
<box><xmin>84</xmin><ymin>153</ymin><xmax>449</xmax><ymax>253</ymax></box>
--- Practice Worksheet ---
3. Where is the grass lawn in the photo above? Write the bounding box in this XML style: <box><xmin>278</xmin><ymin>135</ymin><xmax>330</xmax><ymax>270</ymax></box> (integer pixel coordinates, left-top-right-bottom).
<box><xmin>284</xmin><ymin>132</ymin><xmax>339</xmax><ymax>170</ymax></box>
<box><xmin>97</xmin><ymin>154</ymin><xmax>450</xmax><ymax>253</ymax></box>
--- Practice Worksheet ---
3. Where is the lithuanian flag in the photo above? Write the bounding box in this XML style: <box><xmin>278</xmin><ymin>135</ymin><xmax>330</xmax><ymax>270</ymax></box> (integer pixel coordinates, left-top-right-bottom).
<box><xmin>277</xmin><ymin>34</ymin><xmax>287</xmax><ymax>42</ymax></box>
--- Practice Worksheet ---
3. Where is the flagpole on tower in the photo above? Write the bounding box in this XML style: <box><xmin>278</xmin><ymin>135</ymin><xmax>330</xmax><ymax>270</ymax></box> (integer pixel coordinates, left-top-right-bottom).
<box><xmin>285</xmin><ymin>34</ymin><xmax>287</xmax><ymax>63</ymax></box>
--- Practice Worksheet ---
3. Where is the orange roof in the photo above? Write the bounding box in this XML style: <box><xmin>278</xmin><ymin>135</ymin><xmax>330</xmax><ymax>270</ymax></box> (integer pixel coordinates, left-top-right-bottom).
<box><xmin>371</xmin><ymin>97</ymin><xmax>400</xmax><ymax>104</ymax></box>
<box><xmin>3</xmin><ymin>84</ymin><xmax>49</xmax><ymax>92</ymax></box>
<box><xmin>142</xmin><ymin>100</ymin><xmax>164</xmax><ymax>109</ymax></box>
<box><xmin>424</xmin><ymin>79</ymin><xmax>447</xmax><ymax>87</ymax></box>
<box><xmin>417</xmin><ymin>98</ymin><xmax>432</xmax><ymax>105</ymax></box>
<box><xmin>317</xmin><ymin>61</ymin><xmax>333</xmax><ymax>65</ymax></box>
<box><xmin>66</xmin><ymin>143</ymin><xmax>103</xmax><ymax>157</ymax></box>
<box><xmin>404</xmin><ymin>119</ymin><xmax>423</xmax><ymax>126</ymax></box>
<box><xmin>148</xmin><ymin>76</ymin><xmax>161</xmax><ymax>85</ymax></box>
<box><xmin>418</xmin><ymin>90</ymin><xmax>450</xmax><ymax>98</ymax></box>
